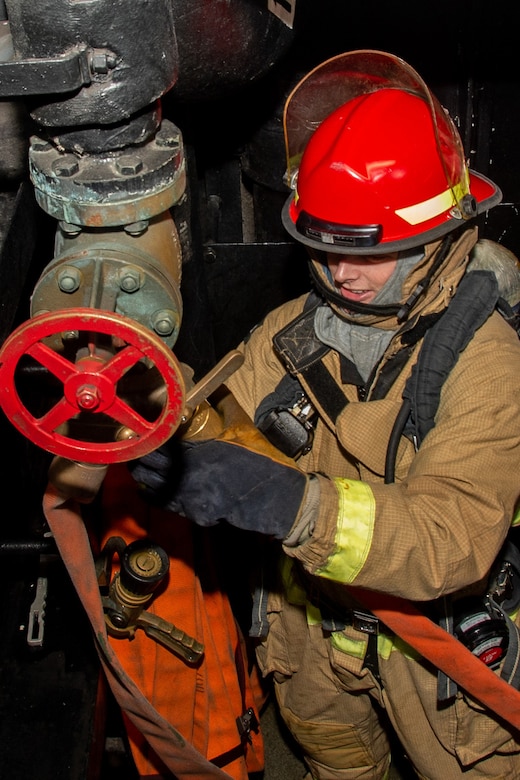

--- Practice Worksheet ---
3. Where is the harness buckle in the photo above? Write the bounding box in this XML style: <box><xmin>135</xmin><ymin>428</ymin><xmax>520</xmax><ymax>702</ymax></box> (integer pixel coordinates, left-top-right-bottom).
<box><xmin>352</xmin><ymin>609</ymin><xmax>379</xmax><ymax>635</ymax></box>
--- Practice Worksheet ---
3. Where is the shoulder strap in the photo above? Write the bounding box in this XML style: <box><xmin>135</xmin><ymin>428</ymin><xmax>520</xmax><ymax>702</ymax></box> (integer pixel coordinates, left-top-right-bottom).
<box><xmin>384</xmin><ymin>270</ymin><xmax>499</xmax><ymax>483</ymax></box>
<box><xmin>272</xmin><ymin>293</ymin><xmax>349</xmax><ymax>424</ymax></box>
<box><xmin>272</xmin><ymin>291</ymin><xmax>329</xmax><ymax>373</ymax></box>
<box><xmin>402</xmin><ymin>270</ymin><xmax>499</xmax><ymax>449</ymax></box>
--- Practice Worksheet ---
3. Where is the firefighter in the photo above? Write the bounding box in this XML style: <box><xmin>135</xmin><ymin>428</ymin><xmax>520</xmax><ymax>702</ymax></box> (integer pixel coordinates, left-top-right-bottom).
<box><xmin>131</xmin><ymin>50</ymin><xmax>520</xmax><ymax>778</ymax></box>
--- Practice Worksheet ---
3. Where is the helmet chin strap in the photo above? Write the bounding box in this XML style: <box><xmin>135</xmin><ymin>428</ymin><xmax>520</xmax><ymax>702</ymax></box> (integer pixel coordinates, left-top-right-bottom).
<box><xmin>308</xmin><ymin>233</ymin><xmax>456</xmax><ymax>323</ymax></box>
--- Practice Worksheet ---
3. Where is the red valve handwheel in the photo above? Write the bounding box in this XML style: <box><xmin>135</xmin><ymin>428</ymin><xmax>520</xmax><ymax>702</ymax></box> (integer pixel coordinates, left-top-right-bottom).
<box><xmin>0</xmin><ymin>309</ymin><xmax>186</xmax><ymax>464</ymax></box>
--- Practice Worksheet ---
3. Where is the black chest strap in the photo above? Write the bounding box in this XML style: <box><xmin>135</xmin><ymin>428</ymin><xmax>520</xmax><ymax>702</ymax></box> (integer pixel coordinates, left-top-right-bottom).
<box><xmin>272</xmin><ymin>294</ymin><xmax>349</xmax><ymax>424</ymax></box>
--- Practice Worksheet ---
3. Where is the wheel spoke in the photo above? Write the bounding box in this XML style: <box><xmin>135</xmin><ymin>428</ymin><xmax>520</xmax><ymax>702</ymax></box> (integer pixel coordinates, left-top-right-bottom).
<box><xmin>36</xmin><ymin>396</ymin><xmax>78</xmax><ymax>433</ymax></box>
<box><xmin>27</xmin><ymin>342</ymin><xmax>77</xmax><ymax>381</ymax></box>
<box><xmin>100</xmin><ymin>345</ymin><xmax>145</xmax><ymax>382</ymax></box>
<box><xmin>107</xmin><ymin>396</ymin><xmax>155</xmax><ymax>435</ymax></box>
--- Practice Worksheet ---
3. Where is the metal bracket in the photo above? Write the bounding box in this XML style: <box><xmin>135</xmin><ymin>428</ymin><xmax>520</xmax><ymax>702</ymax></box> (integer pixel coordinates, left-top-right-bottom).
<box><xmin>0</xmin><ymin>45</ymin><xmax>91</xmax><ymax>98</ymax></box>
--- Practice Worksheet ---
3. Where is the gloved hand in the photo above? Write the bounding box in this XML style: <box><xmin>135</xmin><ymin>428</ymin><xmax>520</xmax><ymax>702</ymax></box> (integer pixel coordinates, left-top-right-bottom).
<box><xmin>129</xmin><ymin>390</ymin><xmax>310</xmax><ymax>539</ymax></box>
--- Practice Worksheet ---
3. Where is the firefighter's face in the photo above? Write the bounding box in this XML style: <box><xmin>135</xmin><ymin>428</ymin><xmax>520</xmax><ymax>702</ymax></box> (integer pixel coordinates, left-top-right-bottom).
<box><xmin>326</xmin><ymin>252</ymin><xmax>398</xmax><ymax>304</ymax></box>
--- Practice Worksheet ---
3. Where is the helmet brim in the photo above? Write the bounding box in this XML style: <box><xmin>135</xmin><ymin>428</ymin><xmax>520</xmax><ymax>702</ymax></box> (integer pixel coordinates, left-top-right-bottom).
<box><xmin>282</xmin><ymin>170</ymin><xmax>502</xmax><ymax>256</ymax></box>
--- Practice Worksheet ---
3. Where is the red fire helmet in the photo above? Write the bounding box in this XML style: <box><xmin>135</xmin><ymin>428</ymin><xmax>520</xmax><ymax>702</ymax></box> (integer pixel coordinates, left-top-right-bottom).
<box><xmin>282</xmin><ymin>50</ymin><xmax>501</xmax><ymax>254</ymax></box>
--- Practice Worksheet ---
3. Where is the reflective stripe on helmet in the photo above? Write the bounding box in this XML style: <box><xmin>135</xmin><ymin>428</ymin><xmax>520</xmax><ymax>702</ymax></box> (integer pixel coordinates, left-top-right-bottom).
<box><xmin>395</xmin><ymin>181</ymin><xmax>466</xmax><ymax>226</ymax></box>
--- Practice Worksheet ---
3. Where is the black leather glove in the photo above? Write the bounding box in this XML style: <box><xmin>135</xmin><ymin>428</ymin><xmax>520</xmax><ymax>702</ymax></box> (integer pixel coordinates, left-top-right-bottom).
<box><xmin>130</xmin><ymin>438</ymin><xmax>308</xmax><ymax>539</ymax></box>
<box><xmin>129</xmin><ymin>391</ymin><xmax>309</xmax><ymax>539</ymax></box>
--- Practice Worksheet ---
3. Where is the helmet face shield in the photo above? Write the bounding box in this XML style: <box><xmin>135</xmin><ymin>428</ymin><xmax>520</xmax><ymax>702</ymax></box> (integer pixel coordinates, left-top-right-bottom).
<box><xmin>284</xmin><ymin>50</ymin><xmax>438</xmax><ymax>185</ymax></box>
<box><xmin>283</xmin><ymin>50</ymin><xmax>502</xmax><ymax>254</ymax></box>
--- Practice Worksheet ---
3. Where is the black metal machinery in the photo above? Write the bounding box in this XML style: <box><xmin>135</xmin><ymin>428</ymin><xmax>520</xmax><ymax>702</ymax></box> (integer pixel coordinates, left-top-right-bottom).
<box><xmin>0</xmin><ymin>1</ymin><xmax>519</xmax><ymax>777</ymax></box>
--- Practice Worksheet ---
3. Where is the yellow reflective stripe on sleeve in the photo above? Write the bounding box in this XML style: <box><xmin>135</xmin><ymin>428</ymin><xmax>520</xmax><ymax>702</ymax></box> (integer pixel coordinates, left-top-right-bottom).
<box><xmin>316</xmin><ymin>478</ymin><xmax>375</xmax><ymax>583</ymax></box>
